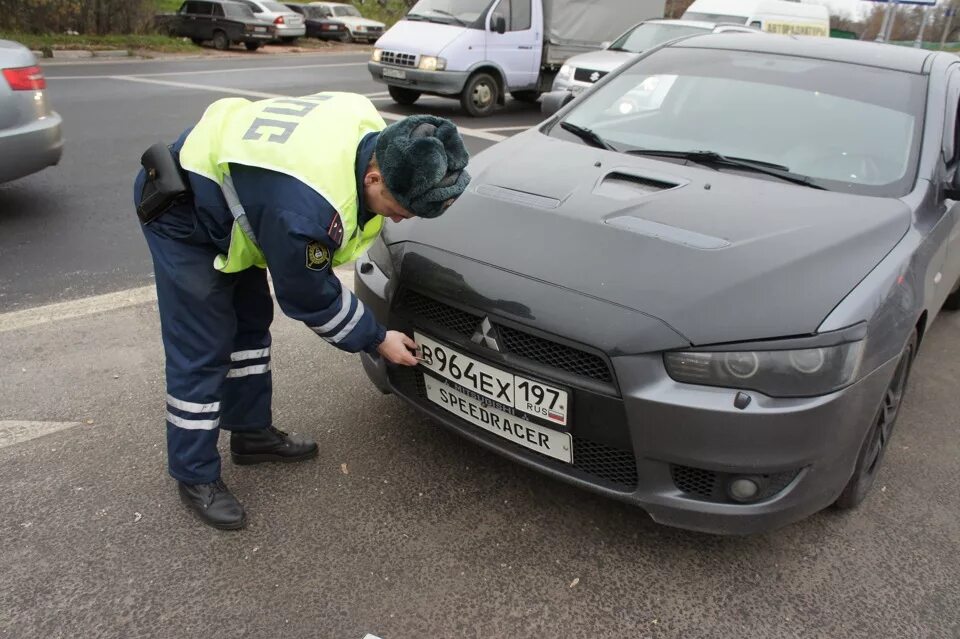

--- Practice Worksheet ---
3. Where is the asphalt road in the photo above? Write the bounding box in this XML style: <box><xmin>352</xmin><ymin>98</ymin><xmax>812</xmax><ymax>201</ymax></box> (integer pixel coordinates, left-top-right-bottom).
<box><xmin>0</xmin><ymin>52</ymin><xmax>959</xmax><ymax>639</ymax></box>
<box><xmin>0</xmin><ymin>51</ymin><xmax>540</xmax><ymax>312</ymax></box>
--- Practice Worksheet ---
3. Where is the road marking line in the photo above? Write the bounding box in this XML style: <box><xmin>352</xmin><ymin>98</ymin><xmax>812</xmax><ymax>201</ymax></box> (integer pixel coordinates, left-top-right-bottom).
<box><xmin>0</xmin><ymin>269</ymin><xmax>355</xmax><ymax>333</ymax></box>
<box><xmin>106</xmin><ymin>75</ymin><xmax>506</xmax><ymax>142</ymax></box>
<box><xmin>46</xmin><ymin>60</ymin><xmax>368</xmax><ymax>81</ymax></box>
<box><xmin>0</xmin><ymin>421</ymin><xmax>85</xmax><ymax>449</ymax></box>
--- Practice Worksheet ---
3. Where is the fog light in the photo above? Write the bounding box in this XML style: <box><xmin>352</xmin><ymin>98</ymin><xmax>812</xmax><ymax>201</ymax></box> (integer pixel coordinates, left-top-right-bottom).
<box><xmin>727</xmin><ymin>477</ymin><xmax>760</xmax><ymax>502</ymax></box>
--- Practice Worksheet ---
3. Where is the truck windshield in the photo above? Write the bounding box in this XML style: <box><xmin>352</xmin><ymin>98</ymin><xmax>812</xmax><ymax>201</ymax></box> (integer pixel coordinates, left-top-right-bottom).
<box><xmin>682</xmin><ymin>12</ymin><xmax>748</xmax><ymax>23</ymax></box>
<box><xmin>407</xmin><ymin>0</ymin><xmax>489</xmax><ymax>25</ymax></box>
<box><xmin>609</xmin><ymin>23</ymin><xmax>712</xmax><ymax>53</ymax></box>
<box><xmin>554</xmin><ymin>47</ymin><xmax>926</xmax><ymax>197</ymax></box>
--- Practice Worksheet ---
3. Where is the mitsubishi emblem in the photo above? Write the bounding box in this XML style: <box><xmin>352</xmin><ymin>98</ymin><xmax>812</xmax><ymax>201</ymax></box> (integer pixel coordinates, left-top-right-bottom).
<box><xmin>471</xmin><ymin>317</ymin><xmax>501</xmax><ymax>352</ymax></box>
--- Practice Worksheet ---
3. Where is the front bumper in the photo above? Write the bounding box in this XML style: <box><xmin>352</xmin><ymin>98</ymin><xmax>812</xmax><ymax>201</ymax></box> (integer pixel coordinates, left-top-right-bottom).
<box><xmin>354</xmin><ymin>255</ymin><xmax>894</xmax><ymax>536</ymax></box>
<box><xmin>368</xmin><ymin>61</ymin><xmax>468</xmax><ymax>95</ymax></box>
<box><xmin>0</xmin><ymin>111</ymin><xmax>63</xmax><ymax>184</ymax></box>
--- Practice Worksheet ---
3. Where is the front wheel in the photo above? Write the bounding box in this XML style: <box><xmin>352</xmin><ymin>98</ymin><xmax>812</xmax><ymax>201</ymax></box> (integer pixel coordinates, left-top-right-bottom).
<box><xmin>212</xmin><ymin>30</ymin><xmax>230</xmax><ymax>51</ymax></box>
<box><xmin>339</xmin><ymin>31</ymin><xmax>353</xmax><ymax>43</ymax></box>
<box><xmin>834</xmin><ymin>330</ymin><xmax>917</xmax><ymax>510</ymax></box>
<box><xmin>388</xmin><ymin>86</ymin><xmax>421</xmax><ymax>105</ymax></box>
<box><xmin>460</xmin><ymin>72</ymin><xmax>499</xmax><ymax>117</ymax></box>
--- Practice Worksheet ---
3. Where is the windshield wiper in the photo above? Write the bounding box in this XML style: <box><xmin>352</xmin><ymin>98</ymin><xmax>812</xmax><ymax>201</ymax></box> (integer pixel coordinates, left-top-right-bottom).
<box><xmin>625</xmin><ymin>149</ymin><xmax>826</xmax><ymax>190</ymax></box>
<box><xmin>405</xmin><ymin>13</ymin><xmax>427</xmax><ymax>20</ymax></box>
<box><xmin>425</xmin><ymin>9</ymin><xmax>467</xmax><ymax>25</ymax></box>
<box><xmin>559</xmin><ymin>121</ymin><xmax>619</xmax><ymax>152</ymax></box>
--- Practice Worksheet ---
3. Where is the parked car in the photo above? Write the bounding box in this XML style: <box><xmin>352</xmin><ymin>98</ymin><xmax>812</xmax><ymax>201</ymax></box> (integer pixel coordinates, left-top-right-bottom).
<box><xmin>683</xmin><ymin>0</ymin><xmax>830</xmax><ymax>36</ymax></box>
<box><xmin>368</xmin><ymin>0</ymin><xmax>663</xmax><ymax>116</ymax></box>
<box><xmin>308</xmin><ymin>2</ymin><xmax>384</xmax><ymax>42</ymax></box>
<box><xmin>284</xmin><ymin>2</ymin><xmax>349</xmax><ymax>40</ymax></box>
<box><xmin>235</xmin><ymin>0</ymin><xmax>306</xmax><ymax>42</ymax></box>
<box><xmin>552</xmin><ymin>19</ymin><xmax>759</xmax><ymax>96</ymax></box>
<box><xmin>0</xmin><ymin>40</ymin><xmax>62</xmax><ymax>184</ymax></box>
<box><xmin>164</xmin><ymin>1</ymin><xmax>276</xmax><ymax>50</ymax></box>
<box><xmin>355</xmin><ymin>34</ymin><xmax>960</xmax><ymax>535</ymax></box>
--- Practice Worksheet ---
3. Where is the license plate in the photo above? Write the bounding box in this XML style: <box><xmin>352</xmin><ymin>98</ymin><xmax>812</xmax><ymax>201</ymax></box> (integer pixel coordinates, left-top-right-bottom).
<box><xmin>382</xmin><ymin>68</ymin><xmax>406</xmax><ymax>80</ymax></box>
<box><xmin>424</xmin><ymin>377</ymin><xmax>573</xmax><ymax>463</ymax></box>
<box><xmin>415</xmin><ymin>332</ymin><xmax>569</xmax><ymax>426</ymax></box>
<box><xmin>254</xmin><ymin>26</ymin><xmax>266</xmax><ymax>32</ymax></box>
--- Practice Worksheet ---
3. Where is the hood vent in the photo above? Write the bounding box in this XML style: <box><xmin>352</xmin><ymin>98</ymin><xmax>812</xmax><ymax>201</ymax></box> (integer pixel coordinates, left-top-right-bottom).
<box><xmin>596</xmin><ymin>172</ymin><xmax>680</xmax><ymax>199</ymax></box>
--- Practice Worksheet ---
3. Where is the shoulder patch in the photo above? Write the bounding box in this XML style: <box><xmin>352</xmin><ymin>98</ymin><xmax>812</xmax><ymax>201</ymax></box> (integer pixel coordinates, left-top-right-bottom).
<box><xmin>327</xmin><ymin>213</ymin><xmax>344</xmax><ymax>247</ymax></box>
<box><xmin>306</xmin><ymin>241</ymin><xmax>331</xmax><ymax>271</ymax></box>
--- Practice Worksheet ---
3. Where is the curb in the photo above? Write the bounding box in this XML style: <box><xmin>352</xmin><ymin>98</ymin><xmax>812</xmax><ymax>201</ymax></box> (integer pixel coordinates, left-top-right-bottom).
<box><xmin>41</xmin><ymin>49</ymin><xmax>131</xmax><ymax>59</ymax></box>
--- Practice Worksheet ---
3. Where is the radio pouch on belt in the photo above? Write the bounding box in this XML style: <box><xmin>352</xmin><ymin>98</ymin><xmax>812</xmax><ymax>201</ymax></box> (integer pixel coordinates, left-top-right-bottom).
<box><xmin>137</xmin><ymin>143</ymin><xmax>191</xmax><ymax>225</ymax></box>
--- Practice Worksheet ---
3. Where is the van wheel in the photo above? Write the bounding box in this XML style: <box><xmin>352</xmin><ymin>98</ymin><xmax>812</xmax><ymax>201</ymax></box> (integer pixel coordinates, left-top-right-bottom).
<box><xmin>511</xmin><ymin>90</ymin><xmax>541</xmax><ymax>103</ymax></box>
<box><xmin>834</xmin><ymin>330</ymin><xmax>916</xmax><ymax>510</ymax></box>
<box><xmin>388</xmin><ymin>86</ymin><xmax>421</xmax><ymax>105</ymax></box>
<box><xmin>245</xmin><ymin>42</ymin><xmax>261</xmax><ymax>51</ymax></box>
<box><xmin>461</xmin><ymin>72</ymin><xmax>499</xmax><ymax>117</ymax></box>
<box><xmin>212</xmin><ymin>30</ymin><xmax>230</xmax><ymax>50</ymax></box>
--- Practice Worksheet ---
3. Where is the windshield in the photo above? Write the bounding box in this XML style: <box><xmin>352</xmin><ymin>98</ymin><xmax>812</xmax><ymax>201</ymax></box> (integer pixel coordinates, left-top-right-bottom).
<box><xmin>302</xmin><ymin>6</ymin><xmax>326</xmax><ymax>18</ymax></box>
<box><xmin>225</xmin><ymin>3</ymin><xmax>256</xmax><ymax>17</ymax></box>
<box><xmin>682</xmin><ymin>12</ymin><xmax>748</xmax><ymax>24</ymax></box>
<box><xmin>610</xmin><ymin>23</ymin><xmax>711</xmax><ymax>52</ymax></box>
<box><xmin>554</xmin><ymin>48</ymin><xmax>925</xmax><ymax>197</ymax></box>
<box><xmin>407</xmin><ymin>0</ymin><xmax>488</xmax><ymax>24</ymax></box>
<box><xmin>333</xmin><ymin>4</ymin><xmax>361</xmax><ymax>16</ymax></box>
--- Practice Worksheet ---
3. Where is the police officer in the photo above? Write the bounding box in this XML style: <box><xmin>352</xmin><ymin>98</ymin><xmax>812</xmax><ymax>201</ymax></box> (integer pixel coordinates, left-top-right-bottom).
<box><xmin>134</xmin><ymin>92</ymin><xmax>470</xmax><ymax>530</ymax></box>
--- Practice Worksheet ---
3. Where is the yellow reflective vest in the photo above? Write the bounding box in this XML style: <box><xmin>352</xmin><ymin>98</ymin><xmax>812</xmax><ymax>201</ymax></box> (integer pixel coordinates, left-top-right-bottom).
<box><xmin>178</xmin><ymin>92</ymin><xmax>386</xmax><ymax>273</ymax></box>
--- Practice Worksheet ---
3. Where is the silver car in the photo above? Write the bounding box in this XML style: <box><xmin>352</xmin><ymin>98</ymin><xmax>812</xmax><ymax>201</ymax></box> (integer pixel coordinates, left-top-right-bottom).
<box><xmin>235</xmin><ymin>0</ymin><xmax>306</xmax><ymax>42</ymax></box>
<box><xmin>552</xmin><ymin>19</ymin><xmax>758</xmax><ymax>95</ymax></box>
<box><xmin>0</xmin><ymin>40</ymin><xmax>62</xmax><ymax>185</ymax></box>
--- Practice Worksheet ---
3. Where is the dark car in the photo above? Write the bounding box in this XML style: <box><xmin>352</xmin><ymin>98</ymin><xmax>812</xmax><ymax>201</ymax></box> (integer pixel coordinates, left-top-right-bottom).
<box><xmin>166</xmin><ymin>0</ymin><xmax>276</xmax><ymax>50</ymax></box>
<box><xmin>284</xmin><ymin>3</ymin><xmax>349</xmax><ymax>40</ymax></box>
<box><xmin>354</xmin><ymin>34</ymin><xmax>960</xmax><ymax>535</ymax></box>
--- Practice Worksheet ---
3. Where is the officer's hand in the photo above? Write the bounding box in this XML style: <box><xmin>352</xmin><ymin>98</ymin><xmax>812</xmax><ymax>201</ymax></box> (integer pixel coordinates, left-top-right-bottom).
<box><xmin>377</xmin><ymin>330</ymin><xmax>418</xmax><ymax>366</ymax></box>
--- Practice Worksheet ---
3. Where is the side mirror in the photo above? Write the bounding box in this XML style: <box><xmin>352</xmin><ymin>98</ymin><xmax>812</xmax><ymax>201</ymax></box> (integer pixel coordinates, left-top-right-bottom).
<box><xmin>541</xmin><ymin>90</ymin><xmax>574</xmax><ymax>117</ymax></box>
<box><xmin>492</xmin><ymin>14</ymin><xmax>506</xmax><ymax>34</ymax></box>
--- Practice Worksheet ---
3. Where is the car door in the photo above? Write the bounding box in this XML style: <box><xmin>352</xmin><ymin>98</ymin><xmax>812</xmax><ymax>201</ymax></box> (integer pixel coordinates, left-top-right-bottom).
<box><xmin>937</xmin><ymin>66</ymin><xmax>960</xmax><ymax>302</ymax></box>
<box><xmin>193</xmin><ymin>1</ymin><xmax>215</xmax><ymax>39</ymax></box>
<box><xmin>485</xmin><ymin>0</ymin><xmax>539</xmax><ymax>90</ymax></box>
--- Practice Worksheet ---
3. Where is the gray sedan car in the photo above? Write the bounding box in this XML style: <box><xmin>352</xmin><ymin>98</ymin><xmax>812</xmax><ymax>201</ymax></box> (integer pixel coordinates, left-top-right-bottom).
<box><xmin>355</xmin><ymin>34</ymin><xmax>960</xmax><ymax>534</ymax></box>
<box><xmin>0</xmin><ymin>40</ymin><xmax>62</xmax><ymax>184</ymax></box>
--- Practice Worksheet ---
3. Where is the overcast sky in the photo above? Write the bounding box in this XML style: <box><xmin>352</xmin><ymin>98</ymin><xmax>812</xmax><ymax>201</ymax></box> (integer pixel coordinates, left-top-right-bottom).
<box><xmin>815</xmin><ymin>0</ymin><xmax>937</xmax><ymax>19</ymax></box>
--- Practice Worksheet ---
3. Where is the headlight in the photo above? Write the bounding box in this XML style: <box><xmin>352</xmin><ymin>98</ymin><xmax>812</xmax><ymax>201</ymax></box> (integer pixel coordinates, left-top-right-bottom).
<box><xmin>663</xmin><ymin>341</ymin><xmax>865</xmax><ymax>397</ymax></box>
<box><xmin>418</xmin><ymin>56</ymin><xmax>446</xmax><ymax>71</ymax></box>
<box><xmin>372</xmin><ymin>48</ymin><xmax>383</xmax><ymax>62</ymax></box>
<box><xmin>558</xmin><ymin>64</ymin><xmax>573</xmax><ymax>79</ymax></box>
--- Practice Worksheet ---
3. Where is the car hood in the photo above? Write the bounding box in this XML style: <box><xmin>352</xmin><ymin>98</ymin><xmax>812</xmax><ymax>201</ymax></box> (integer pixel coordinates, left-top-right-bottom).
<box><xmin>385</xmin><ymin>131</ymin><xmax>912</xmax><ymax>346</ymax></box>
<box><xmin>566</xmin><ymin>49</ymin><xmax>638</xmax><ymax>73</ymax></box>
<box><xmin>376</xmin><ymin>19</ymin><xmax>466</xmax><ymax>55</ymax></box>
<box><xmin>336</xmin><ymin>15</ymin><xmax>384</xmax><ymax>27</ymax></box>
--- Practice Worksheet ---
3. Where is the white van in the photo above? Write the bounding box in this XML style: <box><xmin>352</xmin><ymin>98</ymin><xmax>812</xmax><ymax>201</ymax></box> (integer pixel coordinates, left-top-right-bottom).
<box><xmin>682</xmin><ymin>0</ymin><xmax>829</xmax><ymax>37</ymax></box>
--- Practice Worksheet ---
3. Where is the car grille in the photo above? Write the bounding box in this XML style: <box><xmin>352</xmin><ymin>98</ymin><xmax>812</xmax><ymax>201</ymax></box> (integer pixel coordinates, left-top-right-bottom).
<box><xmin>380</xmin><ymin>50</ymin><xmax>416</xmax><ymax>67</ymax></box>
<box><xmin>573</xmin><ymin>67</ymin><xmax>609</xmax><ymax>83</ymax></box>
<box><xmin>392</xmin><ymin>367</ymin><xmax>638</xmax><ymax>491</ymax></box>
<box><xmin>395</xmin><ymin>289</ymin><xmax>614</xmax><ymax>384</ymax></box>
<box><xmin>670</xmin><ymin>464</ymin><xmax>799</xmax><ymax>503</ymax></box>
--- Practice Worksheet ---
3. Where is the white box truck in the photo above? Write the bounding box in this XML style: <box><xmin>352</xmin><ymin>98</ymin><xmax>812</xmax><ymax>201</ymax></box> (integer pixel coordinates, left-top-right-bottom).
<box><xmin>368</xmin><ymin>0</ymin><xmax>666</xmax><ymax>116</ymax></box>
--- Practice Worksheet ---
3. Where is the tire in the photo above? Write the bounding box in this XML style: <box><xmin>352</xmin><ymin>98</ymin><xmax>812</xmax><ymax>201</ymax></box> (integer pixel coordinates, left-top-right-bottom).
<box><xmin>190</xmin><ymin>37</ymin><xmax>205</xmax><ymax>45</ymax></box>
<box><xmin>834</xmin><ymin>330</ymin><xmax>917</xmax><ymax>510</ymax></box>
<box><xmin>212</xmin><ymin>30</ymin><xmax>230</xmax><ymax>51</ymax></box>
<box><xmin>388</xmin><ymin>86</ymin><xmax>421</xmax><ymax>106</ymax></box>
<box><xmin>245</xmin><ymin>41</ymin><xmax>261</xmax><ymax>51</ymax></box>
<box><xmin>339</xmin><ymin>31</ymin><xmax>353</xmax><ymax>43</ymax></box>
<box><xmin>460</xmin><ymin>72</ymin><xmax>499</xmax><ymax>117</ymax></box>
<box><xmin>511</xmin><ymin>90</ymin><xmax>541</xmax><ymax>104</ymax></box>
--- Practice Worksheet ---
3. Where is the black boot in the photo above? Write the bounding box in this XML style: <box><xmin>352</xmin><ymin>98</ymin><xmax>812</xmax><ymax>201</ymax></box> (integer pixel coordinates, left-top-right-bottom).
<box><xmin>177</xmin><ymin>479</ymin><xmax>246</xmax><ymax>530</ymax></box>
<box><xmin>230</xmin><ymin>426</ymin><xmax>318</xmax><ymax>465</ymax></box>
